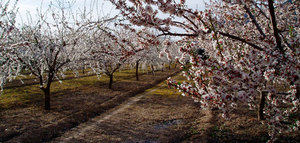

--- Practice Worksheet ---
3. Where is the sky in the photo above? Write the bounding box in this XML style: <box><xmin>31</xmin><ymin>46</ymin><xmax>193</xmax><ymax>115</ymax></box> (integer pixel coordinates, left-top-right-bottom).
<box><xmin>15</xmin><ymin>0</ymin><xmax>118</xmax><ymax>24</ymax></box>
<box><xmin>12</xmin><ymin>0</ymin><xmax>208</xmax><ymax>37</ymax></box>
<box><xmin>15</xmin><ymin>0</ymin><xmax>208</xmax><ymax>24</ymax></box>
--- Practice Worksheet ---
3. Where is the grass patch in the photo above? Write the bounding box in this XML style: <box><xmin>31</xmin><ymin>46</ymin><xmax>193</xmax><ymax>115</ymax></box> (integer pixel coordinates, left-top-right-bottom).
<box><xmin>0</xmin><ymin>68</ymin><xmax>138</xmax><ymax>110</ymax></box>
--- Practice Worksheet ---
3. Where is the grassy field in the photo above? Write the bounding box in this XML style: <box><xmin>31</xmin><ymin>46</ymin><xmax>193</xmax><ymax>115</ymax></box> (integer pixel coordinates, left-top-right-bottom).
<box><xmin>0</xmin><ymin>68</ymin><xmax>152</xmax><ymax>110</ymax></box>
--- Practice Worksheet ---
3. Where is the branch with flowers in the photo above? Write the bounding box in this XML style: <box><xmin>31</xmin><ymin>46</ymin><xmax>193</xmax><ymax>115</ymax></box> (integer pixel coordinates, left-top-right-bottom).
<box><xmin>110</xmin><ymin>0</ymin><xmax>299</xmax><ymax>142</ymax></box>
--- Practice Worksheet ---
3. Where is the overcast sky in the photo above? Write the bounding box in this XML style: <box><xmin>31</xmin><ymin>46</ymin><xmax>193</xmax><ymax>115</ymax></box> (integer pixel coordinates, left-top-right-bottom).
<box><xmin>15</xmin><ymin>0</ymin><xmax>208</xmax><ymax>24</ymax></box>
<box><xmin>16</xmin><ymin>0</ymin><xmax>116</xmax><ymax>24</ymax></box>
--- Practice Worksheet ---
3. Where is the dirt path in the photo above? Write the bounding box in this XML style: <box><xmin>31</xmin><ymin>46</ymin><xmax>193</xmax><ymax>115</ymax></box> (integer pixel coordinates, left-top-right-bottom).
<box><xmin>50</xmin><ymin>76</ymin><xmax>213</xmax><ymax>143</ymax></box>
<box><xmin>52</xmin><ymin>88</ymin><xmax>158</xmax><ymax>143</ymax></box>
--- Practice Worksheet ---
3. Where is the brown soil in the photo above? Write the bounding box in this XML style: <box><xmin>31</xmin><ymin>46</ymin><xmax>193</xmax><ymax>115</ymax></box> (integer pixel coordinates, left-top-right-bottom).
<box><xmin>206</xmin><ymin>104</ymin><xmax>300</xmax><ymax>143</ymax></box>
<box><xmin>0</xmin><ymin>69</ymin><xmax>180</xmax><ymax>143</ymax></box>
<box><xmin>50</xmin><ymin>77</ymin><xmax>208</xmax><ymax>143</ymax></box>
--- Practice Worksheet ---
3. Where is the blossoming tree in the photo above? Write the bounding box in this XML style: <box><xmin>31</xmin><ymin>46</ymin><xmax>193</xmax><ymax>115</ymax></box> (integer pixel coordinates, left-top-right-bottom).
<box><xmin>159</xmin><ymin>38</ymin><xmax>182</xmax><ymax>69</ymax></box>
<box><xmin>110</xmin><ymin>0</ymin><xmax>299</xmax><ymax>141</ymax></box>
<box><xmin>1</xmin><ymin>2</ymin><xmax>90</xmax><ymax>110</ymax></box>
<box><xmin>84</xmin><ymin>25</ymin><xmax>144</xmax><ymax>89</ymax></box>
<box><xmin>123</xmin><ymin>27</ymin><xmax>161</xmax><ymax>80</ymax></box>
<box><xmin>0</xmin><ymin>0</ymin><xmax>18</xmax><ymax>91</ymax></box>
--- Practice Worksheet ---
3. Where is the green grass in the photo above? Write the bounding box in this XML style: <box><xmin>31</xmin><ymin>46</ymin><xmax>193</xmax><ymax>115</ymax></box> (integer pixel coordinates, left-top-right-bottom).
<box><xmin>0</xmin><ymin>68</ymin><xmax>138</xmax><ymax>110</ymax></box>
<box><xmin>146</xmin><ymin>73</ymin><xmax>185</xmax><ymax>98</ymax></box>
<box><xmin>1</xmin><ymin>84</ymin><xmax>42</xmax><ymax>109</ymax></box>
<box><xmin>0</xmin><ymin>65</ymin><xmax>180</xmax><ymax>110</ymax></box>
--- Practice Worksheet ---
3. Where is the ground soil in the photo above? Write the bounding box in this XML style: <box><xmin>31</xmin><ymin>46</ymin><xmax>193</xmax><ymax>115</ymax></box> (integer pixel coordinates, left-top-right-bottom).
<box><xmin>49</xmin><ymin>75</ymin><xmax>211</xmax><ymax>143</ymax></box>
<box><xmin>207</xmin><ymin>104</ymin><xmax>300</xmax><ymax>143</ymax></box>
<box><xmin>0</xmin><ymin>69</ymin><xmax>180</xmax><ymax>142</ymax></box>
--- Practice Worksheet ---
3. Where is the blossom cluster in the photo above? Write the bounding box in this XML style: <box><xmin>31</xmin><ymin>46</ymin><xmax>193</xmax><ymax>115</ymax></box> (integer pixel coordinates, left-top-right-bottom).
<box><xmin>111</xmin><ymin>0</ymin><xmax>299</xmax><ymax>141</ymax></box>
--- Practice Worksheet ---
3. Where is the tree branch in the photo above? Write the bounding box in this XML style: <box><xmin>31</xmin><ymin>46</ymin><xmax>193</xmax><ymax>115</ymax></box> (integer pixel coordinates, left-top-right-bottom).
<box><xmin>182</xmin><ymin>15</ymin><xmax>198</xmax><ymax>31</ymax></box>
<box><xmin>252</xmin><ymin>1</ymin><xmax>269</xmax><ymax>19</ymax></box>
<box><xmin>157</xmin><ymin>32</ymin><xmax>198</xmax><ymax>37</ymax></box>
<box><xmin>218</xmin><ymin>31</ymin><xmax>264</xmax><ymax>51</ymax></box>
<box><xmin>280</xmin><ymin>33</ymin><xmax>295</xmax><ymax>52</ymax></box>
<box><xmin>268</xmin><ymin>0</ymin><xmax>283</xmax><ymax>52</ymax></box>
<box><xmin>243</xmin><ymin>4</ymin><xmax>266</xmax><ymax>39</ymax></box>
<box><xmin>172</xmin><ymin>21</ymin><xmax>197</xmax><ymax>33</ymax></box>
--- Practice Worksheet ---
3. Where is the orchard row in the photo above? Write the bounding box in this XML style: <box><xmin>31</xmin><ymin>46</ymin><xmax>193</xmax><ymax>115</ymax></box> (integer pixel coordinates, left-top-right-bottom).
<box><xmin>1</xmin><ymin>0</ymin><xmax>299</xmax><ymax>142</ymax></box>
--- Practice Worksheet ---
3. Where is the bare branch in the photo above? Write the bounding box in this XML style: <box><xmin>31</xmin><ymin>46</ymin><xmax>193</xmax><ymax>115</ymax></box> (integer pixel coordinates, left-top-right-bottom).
<box><xmin>243</xmin><ymin>4</ymin><xmax>266</xmax><ymax>39</ymax></box>
<box><xmin>252</xmin><ymin>1</ymin><xmax>269</xmax><ymax>19</ymax></box>
<box><xmin>157</xmin><ymin>32</ymin><xmax>198</xmax><ymax>37</ymax></box>
<box><xmin>268</xmin><ymin>0</ymin><xmax>283</xmax><ymax>52</ymax></box>
<box><xmin>218</xmin><ymin>31</ymin><xmax>264</xmax><ymax>51</ymax></box>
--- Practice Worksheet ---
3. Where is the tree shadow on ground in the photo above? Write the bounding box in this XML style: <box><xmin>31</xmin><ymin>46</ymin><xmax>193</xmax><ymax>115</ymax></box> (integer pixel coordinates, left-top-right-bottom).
<box><xmin>207</xmin><ymin>104</ymin><xmax>300</xmax><ymax>143</ymax></box>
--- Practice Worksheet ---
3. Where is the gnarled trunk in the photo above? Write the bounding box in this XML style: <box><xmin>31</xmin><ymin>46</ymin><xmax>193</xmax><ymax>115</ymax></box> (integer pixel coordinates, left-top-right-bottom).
<box><xmin>43</xmin><ymin>87</ymin><xmax>51</xmax><ymax>110</ymax></box>
<box><xmin>136</xmin><ymin>60</ymin><xmax>139</xmax><ymax>81</ymax></box>
<box><xmin>40</xmin><ymin>73</ymin><xmax>53</xmax><ymax>110</ymax></box>
<box><xmin>109</xmin><ymin>74</ymin><xmax>113</xmax><ymax>89</ymax></box>
<box><xmin>151</xmin><ymin>64</ymin><xmax>155</xmax><ymax>76</ymax></box>
<box><xmin>82</xmin><ymin>67</ymin><xmax>85</xmax><ymax>74</ymax></box>
<box><xmin>296</xmin><ymin>84</ymin><xmax>300</xmax><ymax>99</ymax></box>
<box><xmin>258</xmin><ymin>91</ymin><xmax>268</xmax><ymax>120</ymax></box>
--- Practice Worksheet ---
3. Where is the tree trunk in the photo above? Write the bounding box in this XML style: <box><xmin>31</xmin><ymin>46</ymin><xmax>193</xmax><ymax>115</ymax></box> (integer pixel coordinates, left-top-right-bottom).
<box><xmin>146</xmin><ymin>67</ymin><xmax>149</xmax><ymax>74</ymax></box>
<box><xmin>168</xmin><ymin>62</ymin><xmax>171</xmax><ymax>70</ymax></box>
<box><xmin>151</xmin><ymin>64</ymin><xmax>155</xmax><ymax>75</ymax></box>
<box><xmin>296</xmin><ymin>84</ymin><xmax>300</xmax><ymax>99</ymax></box>
<box><xmin>82</xmin><ymin>67</ymin><xmax>85</xmax><ymax>74</ymax></box>
<box><xmin>136</xmin><ymin>60</ymin><xmax>139</xmax><ymax>81</ymax></box>
<box><xmin>258</xmin><ymin>91</ymin><xmax>268</xmax><ymax>120</ymax></box>
<box><xmin>43</xmin><ymin>87</ymin><xmax>51</xmax><ymax>110</ymax></box>
<box><xmin>109</xmin><ymin>74</ymin><xmax>113</xmax><ymax>89</ymax></box>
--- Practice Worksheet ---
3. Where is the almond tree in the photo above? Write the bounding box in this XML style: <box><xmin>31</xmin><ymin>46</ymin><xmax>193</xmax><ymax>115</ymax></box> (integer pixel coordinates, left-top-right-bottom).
<box><xmin>137</xmin><ymin>39</ymin><xmax>165</xmax><ymax>75</ymax></box>
<box><xmin>85</xmin><ymin>25</ymin><xmax>142</xmax><ymax>89</ymax></box>
<box><xmin>0</xmin><ymin>0</ymin><xmax>18</xmax><ymax>91</ymax></box>
<box><xmin>159</xmin><ymin>38</ymin><xmax>181</xmax><ymax>69</ymax></box>
<box><xmin>2</xmin><ymin>2</ymin><xmax>88</xmax><ymax>110</ymax></box>
<box><xmin>123</xmin><ymin>27</ymin><xmax>162</xmax><ymax>80</ymax></box>
<box><xmin>110</xmin><ymin>0</ymin><xmax>299</xmax><ymax>141</ymax></box>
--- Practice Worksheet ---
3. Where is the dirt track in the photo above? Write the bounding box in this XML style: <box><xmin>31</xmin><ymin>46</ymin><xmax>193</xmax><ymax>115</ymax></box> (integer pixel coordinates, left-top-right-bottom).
<box><xmin>1</xmin><ymin>69</ymin><xmax>182</xmax><ymax>142</ymax></box>
<box><xmin>49</xmin><ymin>77</ymin><xmax>213</xmax><ymax>143</ymax></box>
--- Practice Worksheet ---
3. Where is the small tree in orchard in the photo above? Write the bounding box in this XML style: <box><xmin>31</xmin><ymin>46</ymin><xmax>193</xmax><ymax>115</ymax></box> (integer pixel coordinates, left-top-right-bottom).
<box><xmin>122</xmin><ymin>27</ymin><xmax>161</xmax><ymax>80</ymax></box>
<box><xmin>116</xmin><ymin>26</ymin><xmax>143</xmax><ymax>81</ymax></box>
<box><xmin>110</xmin><ymin>0</ymin><xmax>299</xmax><ymax>141</ymax></box>
<box><xmin>159</xmin><ymin>38</ymin><xmax>181</xmax><ymax>69</ymax></box>
<box><xmin>130</xmin><ymin>46</ymin><xmax>147</xmax><ymax>81</ymax></box>
<box><xmin>133</xmin><ymin>34</ymin><xmax>170</xmax><ymax>75</ymax></box>
<box><xmin>3</xmin><ymin>2</ymin><xmax>87</xmax><ymax>110</ymax></box>
<box><xmin>85</xmin><ymin>26</ymin><xmax>141</xmax><ymax>89</ymax></box>
<box><xmin>140</xmin><ymin>42</ymin><xmax>163</xmax><ymax>75</ymax></box>
<box><xmin>0</xmin><ymin>0</ymin><xmax>18</xmax><ymax>91</ymax></box>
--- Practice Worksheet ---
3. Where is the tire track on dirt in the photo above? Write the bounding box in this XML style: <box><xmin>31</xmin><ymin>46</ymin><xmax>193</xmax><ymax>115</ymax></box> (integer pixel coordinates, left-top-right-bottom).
<box><xmin>48</xmin><ymin>72</ymin><xmax>213</xmax><ymax>143</ymax></box>
<box><xmin>51</xmin><ymin>88</ymin><xmax>159</xmax><ymax>143</ymax></box>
